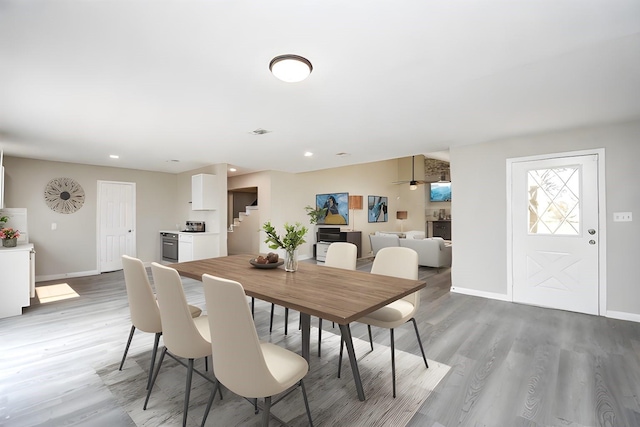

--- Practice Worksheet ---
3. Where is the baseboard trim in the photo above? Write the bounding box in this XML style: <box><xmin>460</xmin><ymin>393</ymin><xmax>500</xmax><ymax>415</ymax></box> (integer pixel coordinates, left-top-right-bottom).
<box><xmin>36</xmin><ymin>270</ymin><xmax>101</xmax><ymax>283</ymax></box>
<box><xmin>606</xmin><ymin>310</ymin><xmax>640</xmax><ymax>323</ymax></box>
<box><xmin>450</xmin><ymin>286</ymin><xmax>511</xmax><ymax>302</ymax></box>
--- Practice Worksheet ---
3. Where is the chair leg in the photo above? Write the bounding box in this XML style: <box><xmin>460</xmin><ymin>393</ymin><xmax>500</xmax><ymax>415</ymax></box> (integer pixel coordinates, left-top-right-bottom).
<box><xmin>390</xmin><ymin>328</ymin><xmax>396</xmax><ymax>398</ymax></box>
<box><xmin>251</xmin><ymin>297</ymin><xmax>255</xmax><ymax>319</ymax></box>
<box><xmin>300</xmin><ymin>379</ymin><xmax>314</xmax><ymax>426</ymax></box>
<box><xmin>200</xmin><ymin>377</ymin><xmax>224</xmax><ymax>426</ymax></box>
<box><xmin>144</xmin><ymin>347</ymin><xmax>167</xmax><ymax>410</ymax></box>
<box><xmin>261</xmin><ymin>396</ymin><xmax>272</xmax><ymax>427</ymax></box>
<box><xmin>183</xmin><ymin>359</ymin><xmax>194</xmax><ymax>427</ymax></box>
<box><xmin>147</xmin><ymin>332</ymin><xmax>161</xmax><ymax>390</ymax></box>
<box><xmin>317</xmin><ymin>318</ymin><xmax>323</xmax><ymax>357</ymax></box>
<box><xmin>205</xmin><ymin>356</ymin><xmax>209</xmax><ymax>372</ymax></box>
<box><xmin>118</xmin><ymin>325</ymin><xmax>136</xmax><ymax>371</ymax></box>
<box><xmin>269</xmin><ymin>304</ymin><xmax>275</xmax><ymax>333</ymax></box>
<box><xmin>410</xmin><ymin>318</ymin><xmax>429</xmax><ymax>368</ymax></box>
<box><xmin>284</xmin><ymin>308</ymin><xmax>289</xmax><ymax>335</ymax></box>
<box><xmin>367</xmin><ymin>325</ymin><xmax>374</xmax><ymax>351</ymax></box>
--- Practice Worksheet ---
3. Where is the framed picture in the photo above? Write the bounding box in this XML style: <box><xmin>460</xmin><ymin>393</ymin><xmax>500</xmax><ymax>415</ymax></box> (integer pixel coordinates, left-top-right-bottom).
<box><xmin>368</xmin><ymin>196</ymin><xmax>388</xmax><ymax>223</ymax></box>
<box><xmin>315</xmin><ymin>192</ymin><xmax>349</xmax><ymax>225</ymax></box>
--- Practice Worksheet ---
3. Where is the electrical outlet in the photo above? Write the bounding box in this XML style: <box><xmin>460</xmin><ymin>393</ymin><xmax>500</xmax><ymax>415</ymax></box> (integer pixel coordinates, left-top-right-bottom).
<box><xmin>613</xmin><ymin>212</ymin><xmax>632</xmax><ymax>222</ymax></box>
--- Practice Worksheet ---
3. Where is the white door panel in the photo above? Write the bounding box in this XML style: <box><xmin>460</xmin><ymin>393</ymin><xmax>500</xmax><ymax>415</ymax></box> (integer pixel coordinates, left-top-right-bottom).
<box><xmin>98</xmin><ymin>181</ymin><xmax>136</xmax><ymax>272</ymax></box>
<box><xmin>511</xmin><ymin>154</ymin><xmax>599</xmax><ymax>315</ymax></box>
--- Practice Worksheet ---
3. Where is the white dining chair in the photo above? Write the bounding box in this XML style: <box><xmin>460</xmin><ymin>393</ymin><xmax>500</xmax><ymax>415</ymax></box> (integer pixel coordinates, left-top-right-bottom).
<box><xmin>316</xmin><ymin>242</ymin><xmax>358</xmax><ymax>356</ymax></box>
<box><xmin>119</xmin><ymin>255</ymin><xmax>202</xmax><ymax>391</ymax></box>
<box><xmin>338</xmin><ymin>246</ymin><xmax>429</xmax><ymax>397</ymax></box>
<box><xmin>144</xmin><ymin>262</ymin><xmax>221</xmax><ymax>427</ymax></box>
<box><xmin>200</xmin><ymin>274</ymin><xmax>314</xmax><ymax>427</ymax></box>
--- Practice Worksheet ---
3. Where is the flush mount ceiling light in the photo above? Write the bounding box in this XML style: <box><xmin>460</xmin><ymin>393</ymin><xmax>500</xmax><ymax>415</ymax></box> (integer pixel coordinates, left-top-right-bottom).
<box><xmin>269</xmin><ymin>54</ymin><xmax>313</xmax><ymax>82</ymax></box>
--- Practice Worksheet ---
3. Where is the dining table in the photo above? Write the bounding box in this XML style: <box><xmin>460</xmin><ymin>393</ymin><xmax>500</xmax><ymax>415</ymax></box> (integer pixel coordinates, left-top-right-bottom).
<box><xmin>169</xmin><ymin>254</ymin><xmax>426</xmax><ymax>401</ymax></box>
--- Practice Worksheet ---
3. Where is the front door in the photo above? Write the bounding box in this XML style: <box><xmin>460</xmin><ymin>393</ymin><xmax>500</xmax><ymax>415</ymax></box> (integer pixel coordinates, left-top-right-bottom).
<box><xmin>98</xmin><ymin>181</ymin><xmax>136</xmax><ymax>272</ymax></box>
<box><xmin>511</xmin><ymin>154</ymin><xmax>600</xmax><ymax>315</ymax></box>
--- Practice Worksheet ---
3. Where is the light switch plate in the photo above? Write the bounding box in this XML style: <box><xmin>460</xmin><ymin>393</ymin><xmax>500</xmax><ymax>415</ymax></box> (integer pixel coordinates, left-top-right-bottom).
<box><xmin>613</xmin><ymin>212</ymin><xmax>632</xmax><ymax>222</ymax></box>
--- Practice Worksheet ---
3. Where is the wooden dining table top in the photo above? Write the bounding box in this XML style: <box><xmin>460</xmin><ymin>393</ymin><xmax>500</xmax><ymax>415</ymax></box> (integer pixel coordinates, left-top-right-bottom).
<box><xmin>169</xmin><ymin>254</ymin><xmax>426</xmax><ymax>324</ymax></box>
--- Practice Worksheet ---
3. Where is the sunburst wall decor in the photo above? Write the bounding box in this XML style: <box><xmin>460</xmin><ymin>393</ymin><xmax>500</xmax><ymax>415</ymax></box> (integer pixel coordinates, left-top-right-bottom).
<box><xmin>44</xmin><ymin>177</ymin><xmax>85</xmax><ymax>214</ymax></box>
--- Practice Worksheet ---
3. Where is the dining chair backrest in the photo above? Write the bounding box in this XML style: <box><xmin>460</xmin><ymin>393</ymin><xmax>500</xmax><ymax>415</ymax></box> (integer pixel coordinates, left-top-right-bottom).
<box><xmin>202</xmin><ymin>274</ymin><xmax>287</xmax><ymax>398</ymax></box>
<box><xmin>122</xmin><ymin>255</ymin><xmax>162</xmax><ymax>333</ymax></box>
<box><xmin>324</xmin><ymin>242</ymin><xmax>357</xmax><ymax>270</ymax></box>
<box><xmin>371</xmin><ymin>246</ymin><xmax>420</xmax><ymax>308</ymax></box>
<box><xmin>150</xmin><ymin>262</ymin><xmax>211</xmax><ymax>360</ymax></box>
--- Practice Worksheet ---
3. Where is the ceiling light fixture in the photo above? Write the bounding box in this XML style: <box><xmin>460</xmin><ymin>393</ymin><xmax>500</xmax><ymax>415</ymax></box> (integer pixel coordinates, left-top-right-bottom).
<box><xmin>409</xmin><ymin>181</ymin><xmax>418</xmax><ymax>191</ymax></box>
<box><xmin>109</xmin><ymin>154</ymin><xmax>119</xmax><ymax>159</ymax></box>
<box><xmin>269</xmin><ymin>54</ymin><xmax>313</xmax><ymax>83</ymax></box>
<box><xmin>229</xmin><ymin>167</ymin><xmax>237</xmax><ymax>172</ymax></box>
<box><xmin>304</xmin><ymin>152</ymin><xmax>313</xmax><ymax>157</ymax></box>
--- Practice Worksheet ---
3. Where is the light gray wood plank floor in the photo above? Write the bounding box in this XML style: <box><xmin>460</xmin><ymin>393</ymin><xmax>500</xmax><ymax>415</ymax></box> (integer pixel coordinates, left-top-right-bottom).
<box><xmin>1</xmin><ymin>259</ymin><xmax>639</xmax><ymax>426</ymax></box>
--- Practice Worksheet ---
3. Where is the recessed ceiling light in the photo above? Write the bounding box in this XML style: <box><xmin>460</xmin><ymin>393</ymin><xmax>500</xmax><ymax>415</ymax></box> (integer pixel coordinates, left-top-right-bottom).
<box><xmin>269</xmin><ymin>54</ymin><xmax>313</xmax><ymax>83</ymax></box>
<box><xmin>109</xmin><ymin>154</ymin><xmax>119</xmax><ymax>159</ymax></box>
<box><xmin>229</xmin><ymin>167</ymin><xmax>237</xmax><ymax>172</ymax></box>
<box><xmin>304</xmin><ymin>152</ymin><xmax>313</xmax><ymax>157</ymax></box>
<box><xmin>166</xmin><ymin>159</ymin><xmax>180</xmax><ymax>163</ymax></box>
<box><xmin>336</xmin><ymin>152</ymin><xmax>351</xmax><ymax>157</ymax></box>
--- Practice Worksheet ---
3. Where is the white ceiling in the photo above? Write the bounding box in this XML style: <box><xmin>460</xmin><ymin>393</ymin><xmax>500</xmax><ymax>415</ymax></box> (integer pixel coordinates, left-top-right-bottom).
<box><xmin>1</xmin><ymin>0</ymin><xmax>639</xmax><ymax>175</ymax></box>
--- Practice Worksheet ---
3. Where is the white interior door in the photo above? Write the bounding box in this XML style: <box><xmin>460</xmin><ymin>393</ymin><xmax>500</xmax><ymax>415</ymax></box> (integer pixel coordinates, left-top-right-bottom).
<box><xmin>98</xmin><ymin>181</ymin><xmax>136</xmax><ymax>272</ymax></box>
<box><xmin>511</xmin><ymin>154</ymin><xmax>599</xmax><ymax>315</ymax></box>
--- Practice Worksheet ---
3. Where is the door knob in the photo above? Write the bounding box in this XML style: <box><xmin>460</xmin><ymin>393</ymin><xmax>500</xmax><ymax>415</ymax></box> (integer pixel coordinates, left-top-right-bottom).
<box><xmin>588</xmin><ymin>229</ymin><xmax>596</xmax><ymax>235</ymax></box>
<box><xmin>589</xmin><ymin>239</ymin><xmax>596</xmax><ymax>245</ymax></box>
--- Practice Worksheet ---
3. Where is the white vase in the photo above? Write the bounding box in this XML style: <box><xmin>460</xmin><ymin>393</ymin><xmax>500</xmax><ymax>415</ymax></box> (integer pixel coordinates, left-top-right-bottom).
<box><xmin>285</xmin><ymin>248</ymin><xmax>298</xmax><ymax>272</ymax></box>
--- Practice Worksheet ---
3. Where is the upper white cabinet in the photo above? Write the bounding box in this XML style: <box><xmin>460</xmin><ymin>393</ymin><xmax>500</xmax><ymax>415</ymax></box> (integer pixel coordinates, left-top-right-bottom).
<box><xmin>191</xmin><ymin>173</ymin><xmax>217</xmax><ymax>210</ymax></box>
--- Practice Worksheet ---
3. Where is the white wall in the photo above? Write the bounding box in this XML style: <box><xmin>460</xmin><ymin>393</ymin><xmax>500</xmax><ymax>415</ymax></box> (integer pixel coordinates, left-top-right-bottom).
<box><xmin>451</xmin><ymin>119</ymin><xmax>640</xmax><ymax>318</ymax></box>
<box><xmin>228</xmin><ymin>157</ymin><xmax>427</xmax><ymax>259</ymax></box>
<box><xmin>3</xmin><ymin>157</ymin><xmax>179</xmax><ymax>278</ymax></box>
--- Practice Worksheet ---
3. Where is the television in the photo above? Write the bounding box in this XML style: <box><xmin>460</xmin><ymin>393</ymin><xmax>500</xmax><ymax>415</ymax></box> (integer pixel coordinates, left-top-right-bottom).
<box><xmin>430</xmin><ymin>182</ymin><xmax>451</xmax><ymax>202</ymax></box>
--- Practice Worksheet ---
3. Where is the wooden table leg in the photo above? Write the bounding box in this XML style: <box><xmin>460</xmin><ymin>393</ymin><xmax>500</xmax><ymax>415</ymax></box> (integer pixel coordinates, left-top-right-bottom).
<box><xmin>339</xmin><ymin>324</ymin><xmax>366</xmax><ymax>401</ymax></box>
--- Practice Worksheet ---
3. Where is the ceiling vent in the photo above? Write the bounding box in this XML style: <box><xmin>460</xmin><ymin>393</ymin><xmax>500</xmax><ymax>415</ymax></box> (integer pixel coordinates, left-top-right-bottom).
<box><xmin>251</xmin><ymin>128</ymin><xmax>270</xmax><ymax>135</ymax></box>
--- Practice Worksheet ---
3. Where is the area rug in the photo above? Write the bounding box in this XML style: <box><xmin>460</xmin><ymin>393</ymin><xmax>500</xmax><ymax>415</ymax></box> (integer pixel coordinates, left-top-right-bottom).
<box><xmin>99</xmin><ymin>330</ymin><xmax>450</xmax><ymax>427</ymax></box>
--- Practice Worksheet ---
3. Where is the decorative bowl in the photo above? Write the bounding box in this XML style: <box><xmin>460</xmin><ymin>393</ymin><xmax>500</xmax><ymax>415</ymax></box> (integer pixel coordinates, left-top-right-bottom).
<box><xmin>249</xmin><ymin>259</ymin><xmax>284</xmax><ymax>269</ymax></box>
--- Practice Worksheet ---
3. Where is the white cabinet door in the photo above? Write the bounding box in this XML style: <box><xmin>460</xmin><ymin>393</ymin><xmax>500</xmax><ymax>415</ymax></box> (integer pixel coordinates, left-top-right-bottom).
<box><xmin>0</xmin><ymin>247</ymin><xmax>30</xmax><ymax>318</ymax></box>
<box><xmin>179</xmin><ymin>235</ymin><xmax>194</xmax><ymax>262</ymax></box>
<box><xmin>192</xmin><ymin>174</ymin><xmax>217</xmax><ymax>210</ymax></box>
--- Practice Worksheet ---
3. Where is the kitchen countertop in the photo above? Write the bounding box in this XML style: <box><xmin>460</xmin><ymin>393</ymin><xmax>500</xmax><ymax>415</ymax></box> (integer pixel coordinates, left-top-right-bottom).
<box><xmin>159</xmin><ymin>230</ymin><xmax>219</xmax><ymax>235</ymax></box>
<box><xmin>0</xmin><ymin>243</ymin><xmax>34</xmax><ymax>252</ymax></box>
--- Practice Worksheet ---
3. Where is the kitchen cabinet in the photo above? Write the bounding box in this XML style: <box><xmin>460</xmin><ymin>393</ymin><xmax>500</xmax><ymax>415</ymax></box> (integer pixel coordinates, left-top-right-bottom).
<box><xmin>178</xmin><ymin>233</ymin><xmax>219</xmax><ymax>262</ymax></box>
<box><xmin>0</xmin><ymin>243</ymin><xmax>35</xmax><ymax>319</ymax></box>
<box><xmin>191</xmin><ymin>174</ymin><xmax>217</xmax><ymax>210</ymax></box>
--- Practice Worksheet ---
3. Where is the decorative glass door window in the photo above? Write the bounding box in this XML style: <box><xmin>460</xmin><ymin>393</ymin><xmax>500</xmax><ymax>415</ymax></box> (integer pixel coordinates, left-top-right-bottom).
<box><xmin>527</xmin><ymin>167</ymin><xmax>580</xmax><ymax>235</ymax></box>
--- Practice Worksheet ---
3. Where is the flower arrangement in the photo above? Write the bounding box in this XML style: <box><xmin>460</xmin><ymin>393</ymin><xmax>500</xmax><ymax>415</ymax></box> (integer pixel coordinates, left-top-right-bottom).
<box><xmin>0</xmin><ymin>215</ymin><xmax>9</xmax><ymax>224</ymax></box>
<box><xmin>262</xmin><ymin>221</ymin><xmax>308</xmax><ymax>251</ymax></box>
<box><xmin>0</xmin><ymin>227</ymin><xmax>20</xmax><ymax>240</ymax></box>
<box><xmin>262</xmin><ymin>221</ymin><xmax>308</xmax><ymax>271</ymax></box>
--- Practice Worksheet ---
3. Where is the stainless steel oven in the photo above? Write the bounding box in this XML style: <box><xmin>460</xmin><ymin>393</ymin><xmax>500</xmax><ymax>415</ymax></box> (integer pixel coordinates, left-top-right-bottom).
<box><xmin>161</xmin><ymin>232</ymin><xmax>178</xmax><ymax>262</ymax></box>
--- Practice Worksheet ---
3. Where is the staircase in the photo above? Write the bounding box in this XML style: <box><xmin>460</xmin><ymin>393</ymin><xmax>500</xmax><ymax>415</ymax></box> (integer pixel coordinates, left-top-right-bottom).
<box><xmin>227</xmin><ymin>205</ymin><xmax>261</xmax><ymax>255</ymax></box>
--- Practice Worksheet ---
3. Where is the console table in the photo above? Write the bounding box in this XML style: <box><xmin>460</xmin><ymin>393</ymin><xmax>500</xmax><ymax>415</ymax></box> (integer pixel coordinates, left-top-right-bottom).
<box><xmin>315</xmin><ymin>228</ymin><xmax>362</xmax><ymax>259</ymax></box>
<box><xmin>429</xmin><ymin>220</ymin><xmax>452</xmax><ymax>240</ymax></box>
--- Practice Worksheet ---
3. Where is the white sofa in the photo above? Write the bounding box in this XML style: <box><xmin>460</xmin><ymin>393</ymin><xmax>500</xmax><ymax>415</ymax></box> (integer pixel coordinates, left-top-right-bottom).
<box><xmin>369</xmin><ymin>232</ymin><xmax>452</xmax><ymax>268</ymax></box>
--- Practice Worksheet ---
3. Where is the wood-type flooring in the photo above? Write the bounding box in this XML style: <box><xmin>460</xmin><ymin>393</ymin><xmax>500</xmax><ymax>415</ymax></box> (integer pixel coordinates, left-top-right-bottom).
<box><xmin>1</xmin><ymin>258</ymin><xmax>639</xmax><ymax>426</ymax></box>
